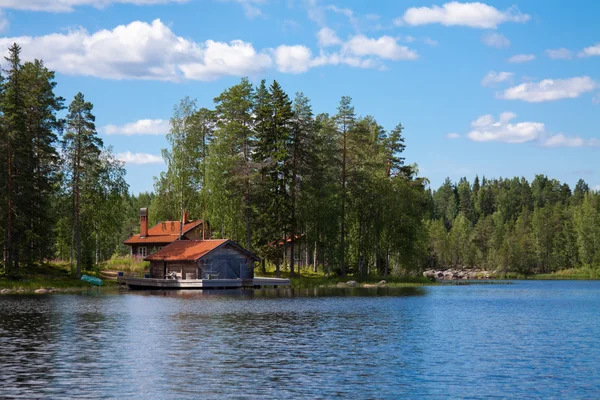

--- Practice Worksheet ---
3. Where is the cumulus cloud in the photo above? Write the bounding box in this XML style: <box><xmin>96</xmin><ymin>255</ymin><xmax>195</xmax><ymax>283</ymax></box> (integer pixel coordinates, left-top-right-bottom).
<box><xmin>508</xmin><ymin>54</ymin><xmax>534</xmax><ymax>63</ymax></box>
<box><xmin>341</xmin><ymin>34</ymin><xmax>418</xmax><ymax>60</ymax></box>
<box><xmin>481</xmin><ymin>71</ymin><xmax>513</xmax><ymax>87</ymax></box>
<box><xmin>0</xmin><ymin>19</ymin><xmax>419</xmax><ymax>80</ymax></box>
<box><xmin>482</xmin><ymin>32</ymin><xmax>510</xmax><ymax>48</ymax></box>
<box><xmin>579</xmin><ymin>42</ymin><xmax>600</xmax><ymax>57</ymax></box>
<box><xmin>501</xmin><ymin>76</ymin><xmax>597</xmax><ymax>103</ymax></box>
<box><xmin>398</xmin><ymin>1</ymin><xmax>529</xmax><ymax>29</ymax></box>
<box><xmin>540</xmin><ymin>134</ymin><xmax>600</xmax><ymax>148</ymax></box>
<box><xmin>464</xmin><ymin>112</ymin><xmax>599</xmax><ymax>147</ymax></box>
<box><xmin>546</xmin><ymin>48</ymin><xmax>573</xmax><ymax>60</ymax></box>
<box><xmin>274</xmin><ymin>45</ymin><xmax>313</xmax><ymax>73</ymax></box>
<box><xmin>102</xmin><ymin>119</ymin><xmax>169</xmax><ymax>135</ymax></box>
<box><xmin>116</xmin><ymin>151</ymin><xmax>164</xmax><ymax>165</ymax></box>
<box><xmin>0</xmin><ymin>0</ymin><xmax>186</xmax><ymax>12</ymax></box>
<box><xmin>317</xmin><ymin>27</ymin><xmax>341</xmax><ymax>47</ymax></box>
<box><xmin>447</xmin><ymin>133</ymin><xmax>461</xmax><ymax>139</ymax></box>
<box><xmin>179</xmin><ymin>40</ymin><xmax>272</xmax><ymax>80</ymax></box>
<box><xmin>467</xmin><ymin>112</ymin><xmax>543</xmax><ymax>143</ymax></box>
<box><xmin>0</xmin><ymin>19</ymin><xmax>275</xmax><ymax>81</ymax></box>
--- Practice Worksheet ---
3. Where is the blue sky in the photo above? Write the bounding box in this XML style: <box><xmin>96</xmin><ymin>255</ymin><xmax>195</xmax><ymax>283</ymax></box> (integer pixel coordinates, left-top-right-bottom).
<box><xmin>2</xmin><ymin>0</ymin><xmax>599</xmax><ymax>194</ymax></box>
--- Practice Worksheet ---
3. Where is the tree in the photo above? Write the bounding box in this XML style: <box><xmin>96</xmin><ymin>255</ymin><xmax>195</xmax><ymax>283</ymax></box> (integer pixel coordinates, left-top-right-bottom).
<box><xmin>63</xmin><ymin>92</ymin><xmax>102</xmax><ymax>277</ymax></box>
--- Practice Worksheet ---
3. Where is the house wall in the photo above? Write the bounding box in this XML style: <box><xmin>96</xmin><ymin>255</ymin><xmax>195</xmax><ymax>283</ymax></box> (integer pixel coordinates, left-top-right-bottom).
<box><xmin>131</xmin><ymin>244</ymin><xmax>168</xmax><ymax>258</ymax></box>
<box><xmin>199</xmin><ymin>245</ymin><xmax>255</xmax><ymax>280</ymax></box>
<box><xmin>149</xmin><ymin>261</ymin><xmax>164</xmax><ymax>279</ymax></box>
<box><xmin>184</xmin><ymin>224</ymin><xmax>211</xmax><ymax>240</ymax></box>
<box><xmin>165</xmin><ymin>261</ymin><xmax>198</xmax><ymax>280</ymax></box>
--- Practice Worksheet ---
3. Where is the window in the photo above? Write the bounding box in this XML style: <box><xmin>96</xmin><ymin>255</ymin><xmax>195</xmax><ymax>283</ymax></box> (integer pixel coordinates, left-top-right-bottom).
<box><xmin>139</xmin><ymin>247</ymin><xmax>147</xmax><ymax>257</ymax></box>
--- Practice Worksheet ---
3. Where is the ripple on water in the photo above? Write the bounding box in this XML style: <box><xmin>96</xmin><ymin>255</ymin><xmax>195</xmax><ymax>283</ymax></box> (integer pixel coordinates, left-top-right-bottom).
<box><xmin>0</xmin><ymin>282</ymin><xmax>599</xmax><ymax>398</ymax></box>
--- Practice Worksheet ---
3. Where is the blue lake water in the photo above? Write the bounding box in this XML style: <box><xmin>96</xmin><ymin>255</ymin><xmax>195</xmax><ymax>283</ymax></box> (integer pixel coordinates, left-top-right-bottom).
<box><xmin>1</xmin><ymin>280</ymin><xmax>599</xmax><ymax>399</ymax></box>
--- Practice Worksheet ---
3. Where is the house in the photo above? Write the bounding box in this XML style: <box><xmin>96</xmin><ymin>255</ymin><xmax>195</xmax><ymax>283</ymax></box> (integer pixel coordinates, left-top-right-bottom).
<box><xmin>275</xmin><ymin>233</ymin><xmax>312</xmax><ymax>269</ymax></box>
<box><xmin>144</xmin><ymin>239</ymin><xmax>260</xmax><ymax>281</ymax></box>
<box><xmin>124</xmin><ymin>208</ymin><xmax>210</xmax><ymax>257</ymax></box>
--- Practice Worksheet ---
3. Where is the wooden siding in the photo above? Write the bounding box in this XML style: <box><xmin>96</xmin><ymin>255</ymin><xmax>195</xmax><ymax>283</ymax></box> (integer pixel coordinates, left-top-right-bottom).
<box><xmin>199</xmin><ymin>245</ymin><xmax>255</xmax><ymax>280</ymax></box>
<box><xmin>184</xmin><ymin>224</ymin><xmax>211</xmax><ymax>240</ymax></box>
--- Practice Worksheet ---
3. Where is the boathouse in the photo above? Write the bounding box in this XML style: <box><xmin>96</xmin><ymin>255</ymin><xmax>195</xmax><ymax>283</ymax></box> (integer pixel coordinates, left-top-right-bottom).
<box><xmin>144</xmin><ymin>239</ymin><xmax>260</xmax><ymax>280</ymax></box>
<box><xmin>124</xmin><ymin>208</ymin><xmax>210</xmax><ymax>257</ymax></box>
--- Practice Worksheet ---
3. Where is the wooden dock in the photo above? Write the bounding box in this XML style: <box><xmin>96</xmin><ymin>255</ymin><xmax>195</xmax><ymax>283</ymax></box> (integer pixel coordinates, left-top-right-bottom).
<box><xmin>121</xmin><ymin>276</ymin><xmax>291</xmax><ymax>290</ymax></box>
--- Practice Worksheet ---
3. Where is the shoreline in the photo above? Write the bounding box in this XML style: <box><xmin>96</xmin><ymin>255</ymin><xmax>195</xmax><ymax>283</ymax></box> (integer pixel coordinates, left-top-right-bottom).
<box><xmin>3</xmin><ymin>274</ymin><xmax>599</xmax><ymax>295</ymax></box>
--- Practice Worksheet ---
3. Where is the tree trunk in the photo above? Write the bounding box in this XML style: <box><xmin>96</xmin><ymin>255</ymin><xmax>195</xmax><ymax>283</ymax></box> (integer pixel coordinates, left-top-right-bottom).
<box><xmin>340</xmin><ymin>125</ymin><xmax>347</xmax><ymax>276</ymax></box>
<box><xmin>6</xmin><ymin>139</ymin><xmax>13</xmax><ymax>274</ymax></box>
<box><xmin>313</xmin><ymin>242</ymin><xmax>318</xmax><ymax>273</ymax></box>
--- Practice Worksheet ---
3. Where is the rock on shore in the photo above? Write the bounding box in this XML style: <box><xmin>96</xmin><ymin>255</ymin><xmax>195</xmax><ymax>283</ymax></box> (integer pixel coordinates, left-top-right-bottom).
<box><xmin>423</xmin><ymin>268</ymin><xmax>496</xmax><ymax>280</ymax></box>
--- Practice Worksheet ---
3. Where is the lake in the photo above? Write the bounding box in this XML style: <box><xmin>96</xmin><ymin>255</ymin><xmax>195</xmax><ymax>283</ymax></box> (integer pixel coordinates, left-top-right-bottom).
<box><xmin>1</xmin><ymin>281</ymin><xmax>599</xmax><ymax>399</ymax></box>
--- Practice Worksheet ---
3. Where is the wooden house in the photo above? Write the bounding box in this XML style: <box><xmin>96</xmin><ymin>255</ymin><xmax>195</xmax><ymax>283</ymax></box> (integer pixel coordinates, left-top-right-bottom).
<box><xmin>124</xmin><ymin>208</ymin><xmax>210</xmax><ymax>257</ymax></box>
<box><xmin>144</xmin><ymin>239</ymin><xmax>260</xmax><ymax>281</ymax></box>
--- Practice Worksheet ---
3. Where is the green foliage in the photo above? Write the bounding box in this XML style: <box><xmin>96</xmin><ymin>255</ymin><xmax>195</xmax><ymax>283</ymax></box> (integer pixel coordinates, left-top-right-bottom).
<box><xmin>151</xmin><ymin>79</ymin><xmax>430</xmax><ymax>277</ymax></box>
<box><xmin>430</xmin><ymin>176</ymin><xmax>600</xmax><ymax>274</ymax></box>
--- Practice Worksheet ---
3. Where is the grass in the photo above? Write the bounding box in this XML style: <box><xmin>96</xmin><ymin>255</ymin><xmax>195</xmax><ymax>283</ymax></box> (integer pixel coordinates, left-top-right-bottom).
<box><xmin>492</xmin><ymin>266</ymin><xmax>600</xmax><ymax>280</ymax></box>
<box><xmin>103</xmin><ymin>255</ymin><xmax>149</xmax><ymax>274</ymax></box>
<box><xmin>0</xmin><ymin>261</ymin><xmax>118</xmax><ymax>293</ymax></box>
<box><xmin>256</xmin><ymin>263</ymin><xmax>434</xmax><ymax>288</ymax></box>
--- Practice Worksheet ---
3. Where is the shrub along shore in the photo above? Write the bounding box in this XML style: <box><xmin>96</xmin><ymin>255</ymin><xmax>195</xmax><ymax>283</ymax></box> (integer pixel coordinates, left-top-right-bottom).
<box><xmin>1</xmin><ymin>263</ymin><xmax>598</xmax><ymax>294</ymax></box>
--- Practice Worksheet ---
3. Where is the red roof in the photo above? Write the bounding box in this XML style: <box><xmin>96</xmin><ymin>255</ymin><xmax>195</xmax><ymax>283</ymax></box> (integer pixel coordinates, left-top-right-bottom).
<box><xmin>145</xmin><ymin>239</ymin><xmax>261</xmax><ymax>262</ymax></box>
<box><xmin>144</xmin><ymin>240</ymin><xmax>228</xmax><ymax>261</ymax></box>
<box><xmin>124</xmin><ymin>220</ymin><xmax>204</xmax><ymax>245</ymax></box>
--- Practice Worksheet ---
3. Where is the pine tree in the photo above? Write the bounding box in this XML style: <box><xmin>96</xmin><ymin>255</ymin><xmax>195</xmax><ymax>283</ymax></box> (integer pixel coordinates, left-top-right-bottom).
<box><xmin>335</xmin><ymin>96</ymin><xmax>355</xmax><ymax>276</ymax></box>
<box><xmin>63</xmin><ymin>92</ymin><xmax>102</xmax><ymax>277</ymax></box>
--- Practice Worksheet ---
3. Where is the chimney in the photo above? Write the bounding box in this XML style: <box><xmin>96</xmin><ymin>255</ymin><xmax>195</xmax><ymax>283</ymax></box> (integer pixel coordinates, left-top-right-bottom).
<box><xmin>140</xmin><ymin>208</ymin><xmax>148</xmax><ymax>238</ymax></box>
<box><xmin>182</xmin><ymin>210</ymin><xmax>189</xmax><ymax>225</ymax></box>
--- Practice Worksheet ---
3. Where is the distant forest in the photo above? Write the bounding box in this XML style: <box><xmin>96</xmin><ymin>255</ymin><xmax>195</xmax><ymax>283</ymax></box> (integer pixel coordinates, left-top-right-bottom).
<box><xmin>1</xmin><ymin>44</ymin><xmax>599</xmax><ymax>277</ymax></box>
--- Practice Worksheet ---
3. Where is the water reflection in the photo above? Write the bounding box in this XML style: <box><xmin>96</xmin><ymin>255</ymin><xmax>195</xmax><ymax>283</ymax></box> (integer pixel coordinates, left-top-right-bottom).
<box><xmin>0</xmin><ymin>281</ymin><xmax>599</xmax><ymax>398</ymax></box>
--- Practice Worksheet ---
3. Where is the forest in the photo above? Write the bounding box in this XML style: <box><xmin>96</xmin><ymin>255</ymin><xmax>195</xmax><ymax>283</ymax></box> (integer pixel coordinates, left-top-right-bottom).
<box><xmin>1</xmin><ymin>44</ymin><xmax>599</xmax><ymax>278</ymax></box>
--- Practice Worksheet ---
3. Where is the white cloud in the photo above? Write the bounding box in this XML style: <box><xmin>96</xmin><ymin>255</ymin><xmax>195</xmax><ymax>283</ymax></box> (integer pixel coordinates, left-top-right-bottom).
<box><xmin>541</xmin><ymin>134</ymin><xmax>586</xmax><ymax>148</ymax></box>
<box><xmin>341</xmin><ymin>34</ymin><xmax>418</xmax><ymax>60</ymax></box>
<box><xmin>481</xmin><ymin>71</ymin><xmax>513</xmax><ymax>87</ymax></box>
<box><xmin>594</xmin><ymin>93</ymin><xmax>600</xmax><ymax>104</ymax></box>
<box><xmin>546</xmin><ymin>48</ymin><xmax>573</xmax><ymax>60</ymax></box>
<box><xmin>274</xmin><ymin>45</ymin><xmax>313</xmax><ymax>73</ymax></box>
<box><xmin>464</xmin><ymin>112</ymin><xmax>600</xmax><ymax>147</ymax></box>
<box><xmin>398</xmin><ymin>2</ymin><xmax>530</xmax><ymax>29</ymax></box>
<box><xmin>0</xmin><ymin>0</ymin><xmax>186</xmax><ymax>12</ymax></box>
<box><xmin>467</xmin><ymin>112</ymin><xmax>543</xmax><ymax>143</ymax></box>
<box><xmin>508</xmin><ymin>54</ymin><xmax>534</xmax><ymax>63</ymax></box>
<box><xmin>424</xmin><ymin>37</ymin><xmax>438</xmax><ymax>46</ymax></box>
<box><xmin>0</xmin><ymin>19</ymin><xmax>419</xmax><ymax>80</ymax></box>
<box><xmin>179</xmin><ymin>39</ymin><xmax>272</xmax><ymax>80</ymax></box>
<box><xmin>580</xmin><ymin>42</ymin><xmax>600</xmax><ymax>57</ymax></box>
<box><xmin>482</xmin><ymin>32</ymin><xmax>510</xmax><ymax>48</ymax></box>
<box><xmin>326</xmin><ymin>4</ymin><xmax>358</xmax><ymax>29</ymax></box>
<box><xmin>594</xmin><ymin>185</ymin><xmax>600</xmax><ymax>192</ymax></box>
<box><xmin>317</xmin><ymin>27</ymin><xmax>341</xmax><ymax>47</ymax></box>
<box><xmin>501</xmin><ymin>76</ymin><xmax>597</xmax><ymax>103</ymax></box>
<box><xmin>102</xmin><ymin>119</ymin><xmax>169</xmax><ymax>135</ymax></box>
<box><xmin>220</xmin><ymin>0</ymin><xmax>266</xmax><ymax>19</ymax></box>
<box><xmin>0</xmin><ymin>19</ymin><xmax>273</xmax><ymax>81</ymax></box>
<box><xmin>116</xmin><ymin>151</ymin><xmax>164</xmax><ymax>165</ymax></box>
<box><xmin>447</xmin><ymin>133</ymin><xmax>461</xmax><ymax>139</ymax></box>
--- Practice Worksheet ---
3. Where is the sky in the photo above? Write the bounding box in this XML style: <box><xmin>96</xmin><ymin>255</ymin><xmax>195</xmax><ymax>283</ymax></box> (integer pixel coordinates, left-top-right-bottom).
<box><xmin>1</xmin><ymin>0</ymin><xmax>599</xmax><ymax>194</ymax></box>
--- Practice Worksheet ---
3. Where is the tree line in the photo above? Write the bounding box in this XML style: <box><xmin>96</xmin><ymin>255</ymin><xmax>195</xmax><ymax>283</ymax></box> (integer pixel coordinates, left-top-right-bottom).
<box><xmin>150</xmin><ymin>78</ymin><xmax>430</xmax><ymax>276</ymax></box>
<box><xmin>2</xmin><ymin>44</ymin><xmax>597</xmax><ymax>279</ymax></box>
<box><xmin>428</xmin><ymin>176</ymin><xmax>600</xmax><ymax>274</ymax></box>
<box><xmin>0</xmin><ymin>44</ymin><xmax>128</xmax><ymax>277</ymax></box>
